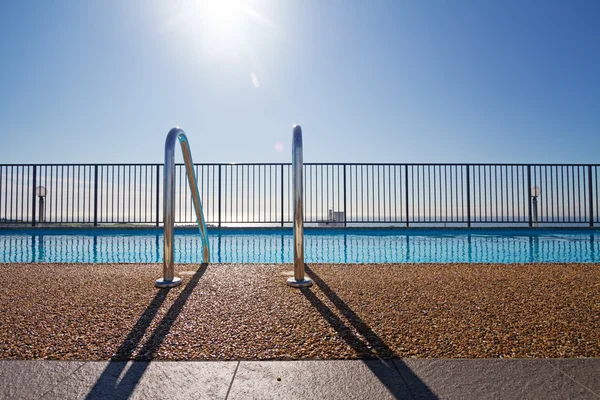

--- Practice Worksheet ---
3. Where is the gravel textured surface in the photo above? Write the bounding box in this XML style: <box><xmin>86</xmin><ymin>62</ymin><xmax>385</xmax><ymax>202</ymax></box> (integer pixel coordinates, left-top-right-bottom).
<box><xmin>0</xmin><ymin>262</ymin><xmax>599</xmax><ymax>360</ymax></box>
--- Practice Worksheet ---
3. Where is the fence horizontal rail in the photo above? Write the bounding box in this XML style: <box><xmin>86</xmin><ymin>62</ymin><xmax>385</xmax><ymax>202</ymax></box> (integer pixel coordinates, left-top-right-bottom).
<box><xmin>1</xmin><ymin>163</ymin><xmax>598</xmax><ymax>227</ymax></box>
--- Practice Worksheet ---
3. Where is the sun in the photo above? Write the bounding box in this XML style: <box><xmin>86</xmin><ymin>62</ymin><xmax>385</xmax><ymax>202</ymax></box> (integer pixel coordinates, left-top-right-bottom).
<box><xmin>200</xmin><ymin>0</ymin><xmax>245</xmax><ymax>29</ymax></box>
<box><xmin>160</xmin><ymin>0</ymin><xmax>264</xmax><ymax>57</ymax></box>
<box><xmin>158</xmin><ymin>0</ymin><xmax>272</xmax><ymax>68</ymax></box>
<box><xmin>176</xmin><ymin>0</ymin><xmax>249</xmax><ymax>41</ymax></box>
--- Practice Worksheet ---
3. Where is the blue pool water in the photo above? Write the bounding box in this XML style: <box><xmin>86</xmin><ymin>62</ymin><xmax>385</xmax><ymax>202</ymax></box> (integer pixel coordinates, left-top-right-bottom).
<box><xmin>1</xmin><ymin>228</ymin><xmax>599</xmax><ymax>263</ymax></box>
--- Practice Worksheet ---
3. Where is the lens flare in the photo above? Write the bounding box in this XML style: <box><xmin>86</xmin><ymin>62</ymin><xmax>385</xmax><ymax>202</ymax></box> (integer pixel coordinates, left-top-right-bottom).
<box><xmin>251</xmin><ymin>72</ymin><xmax>259</xmax><ymax>88</ymax></box>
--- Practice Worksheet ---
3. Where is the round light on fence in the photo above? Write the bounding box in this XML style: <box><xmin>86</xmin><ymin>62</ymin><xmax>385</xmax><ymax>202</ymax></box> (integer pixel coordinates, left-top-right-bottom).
<box><xmin>36</xmin><ymin>186</ymin><xmax>47</xmax><ymax>198</ymax></box>
<box><xmin>531</xmin><ymin>186</ymin><xmax>541</xmax><ymax>197</ymax></box>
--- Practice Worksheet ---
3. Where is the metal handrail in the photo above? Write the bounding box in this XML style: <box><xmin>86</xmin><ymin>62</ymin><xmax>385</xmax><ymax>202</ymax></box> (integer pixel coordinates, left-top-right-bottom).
<box><xmin>156</xmin><ymin>127</ymin><xmax>210</xmax><ymax>288</ymax></box>
<box><xmin>287</xmin><ymin>125</ymin><xmax>312</xmax><ymax>288</ymax></box>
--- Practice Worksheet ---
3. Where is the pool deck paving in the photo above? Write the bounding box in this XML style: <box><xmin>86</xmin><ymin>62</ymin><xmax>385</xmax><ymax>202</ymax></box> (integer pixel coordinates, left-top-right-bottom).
<box><xmin>1</xmin><ymin>261</ymin><xmax>600</xmax><ymax>398</ymax></box>
<box><xmin>1</xmin><ymin>358</ymin><xmax>600</xmax><ymax>399</ymax></box>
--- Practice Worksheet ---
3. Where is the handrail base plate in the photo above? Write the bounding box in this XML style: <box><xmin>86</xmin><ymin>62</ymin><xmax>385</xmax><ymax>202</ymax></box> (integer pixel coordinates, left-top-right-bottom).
<box><xmin>155</xmin><ymin>277</ymin><xmax>182</xmax><ymax>288</ymax></box>
<box><xmin>286</xmin><ymin>277</ymin><xmax>313</xmax><ymax>288</ymax></box>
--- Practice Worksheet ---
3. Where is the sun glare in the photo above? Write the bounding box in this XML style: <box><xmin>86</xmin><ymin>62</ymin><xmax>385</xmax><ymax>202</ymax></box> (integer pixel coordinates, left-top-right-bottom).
<box><xmin>159</xmin><ymin>0</ymin><xmax>273</xmax><ymax>82</ymax></box>
<box><xmin>174</xmin><ymin>0</ymin><xmax>250</xmax><ymax>45</ymax></box>
<box><xmin>162</xmin><ymin>0</ymin><xmax>271</xmax><ymax>58</ymax></box>
<box><xmin>205</xmin><ymin>0</ymin><xmax>243</xmax><ymax>24</ymax></box>
<box><xmin>200</xmin><ymin>0</ymin><xmax>245</xmax><ymax>32</ymax></box>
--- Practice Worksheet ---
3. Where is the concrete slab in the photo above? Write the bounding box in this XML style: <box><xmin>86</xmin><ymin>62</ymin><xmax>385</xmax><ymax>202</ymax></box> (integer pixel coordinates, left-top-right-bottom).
<box><xmin>0</xmin><ymin>360</ymin><xmax>86</xmax><ymax>400</ymax></box>
<box><xmin>394</xmin><ymin>359</ymin><xmax>599</xmax><ymax>400</ymax></box>
<box><xmin>39</xmin><ymin>361</ymin><xmax>237</xmax><ymax>400</ymax></box>
<box><xmin>553</xmin><ymin>359</ymin><xmax>600</xmax><ymax>398</ymax></box>
<box><xmin>2</xmin><ymin>359</ymin><xmax>600</xmax><ymax>399</ymax></box>
<box><xmin>228</xmin><ymin>359</ymin><xmax>413</xmax><ymax>400</ymax></box>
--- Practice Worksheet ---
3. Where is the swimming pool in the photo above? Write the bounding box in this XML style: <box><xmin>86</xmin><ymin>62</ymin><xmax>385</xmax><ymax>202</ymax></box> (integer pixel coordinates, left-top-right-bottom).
<box><xmin>1</xmin><ymin>228</ymin><xmax>599</xmax><ymax>263</ymax></box>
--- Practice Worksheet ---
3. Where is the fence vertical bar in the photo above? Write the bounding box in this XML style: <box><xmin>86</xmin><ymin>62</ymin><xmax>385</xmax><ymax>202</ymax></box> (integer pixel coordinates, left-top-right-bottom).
<box><xmin>155</xmin><ymin>165</ymin><xmax>160</xmax><ymax>226</ymax></box>
<box><xmin>405</xmin><ymin>165</ymin><xmax>409</xmax><ymax>227</ymax></box>
<box><xmin>343</xmin><ymin>164</ymin><xmax>347</xmax><ymax>227</ymax></box>
<box><xmin>218</xmin><ymin>164</ymin><xmax>222</xmax><ymax>227</ymax></box>
<box><xmin>527</xmin><ymin>165</ymin><xmax>532</xmax><ymax>227</ymax></box>
<box><xmin>588</xmin><ymin>165</ymin><xmax>594</xmax><ymax>227</ymax></box>
<box><xmin>281</xmin><ymin>164</ymin><xmax>284</xmax><ymax>227</ymax></box>
<box><xmin>93</xmin><ymin>165</ymin><xmax>99</xmax><ymax>227</ymax></box>
<box><xmin>466</xmin><ymin>165</ymin><xmax>471</xmax><ymax>227</ymax></box>
<box><xmin>0</xmin><ymin>166</ymin><xmax>3</xmax><ymax>222</ymax></box>
<box><xmin>31</xmin><ymin>166</ymin><xmax>37</xmax><ymax>226</ymax></box>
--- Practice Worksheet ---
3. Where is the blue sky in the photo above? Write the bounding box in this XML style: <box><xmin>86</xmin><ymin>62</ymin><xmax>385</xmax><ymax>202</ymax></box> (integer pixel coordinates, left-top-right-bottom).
<box><xmin>1</xmin><ymin>0</ymin><xmax>598</xmax><ymax>164</ymax></box>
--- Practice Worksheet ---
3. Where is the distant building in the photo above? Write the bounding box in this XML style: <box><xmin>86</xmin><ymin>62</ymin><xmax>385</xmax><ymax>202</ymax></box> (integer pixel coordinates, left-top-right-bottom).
<box><xmin>318</xmin><ymin>209</ymin><xmax>345</xmax><ymax>227</ymax></box>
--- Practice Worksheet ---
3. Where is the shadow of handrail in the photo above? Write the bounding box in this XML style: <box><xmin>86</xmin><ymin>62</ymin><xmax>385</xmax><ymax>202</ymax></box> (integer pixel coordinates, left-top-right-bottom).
<box><xmin>303</xmin><ymin>265</ymin><xmax>437</xmax><ymax>400</ymax></box>
<box><xmin>84</xmin><ymin>263</ymin><xmax>208</xmax><ymax>400</ymax></box>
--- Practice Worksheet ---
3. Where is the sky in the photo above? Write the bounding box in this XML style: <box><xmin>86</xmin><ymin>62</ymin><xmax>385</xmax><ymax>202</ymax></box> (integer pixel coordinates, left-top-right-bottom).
<box><xmin>0</xmin><ymin>0</ymin><xmax>599</xmax><ymax>165</ymax></box>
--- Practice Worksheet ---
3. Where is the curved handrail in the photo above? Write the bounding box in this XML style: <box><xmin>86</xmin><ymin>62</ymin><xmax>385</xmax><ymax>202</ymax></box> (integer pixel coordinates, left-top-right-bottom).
<box><xmin>156</xmin><ymin>127</ymin><xmax>210</xmax><ymax>288</ymax></box>
<box><xmin>287</xmin><ymin>125</ymin><xmax>312</xmax><ymax>288</ymax></box>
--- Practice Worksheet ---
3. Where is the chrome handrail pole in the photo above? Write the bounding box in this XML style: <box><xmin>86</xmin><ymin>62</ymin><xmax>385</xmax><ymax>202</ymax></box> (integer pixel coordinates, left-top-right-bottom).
<box><xmin>180</xmin><ymin>134</ymin><xmax>211</xmax><ymax>263</ymax></box>
<box><xmin>160</xmin><ymin>128</ymin><xmax>179</xmax><ymax>287</ymax></box>
<box><xmin>156</xmin><ymin>127</ymin><xmax>210</xmax><ymax>288</ymax></box>
<box><xmin>287</xmin><ymin>125</ymin><xmax>312</xmax><ymax>288</ymax></box>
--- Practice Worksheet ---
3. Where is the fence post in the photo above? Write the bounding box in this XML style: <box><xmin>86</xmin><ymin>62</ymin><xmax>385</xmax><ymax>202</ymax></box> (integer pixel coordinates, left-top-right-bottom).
<box><xmin>93</xmin><ymin>165</ymin><xmax>98</xmax><ymax>227</ymax></box>
<box><xmin>218</xmin><ymin>164</ymin><xmax>222</xmax><ymax>227</ymax></box>
<box><xmin>527</xmin><ymin>165</ymin><xmax>532</xmax><ymax>227</ymax></box>
<box><xmin>31</xmin><ymin>165</ymin><xmax>37</xmax><ymax>227</ymax></box>
<box><xmin>281</xmin><ymin>164</ymin><xmax>284</xmax><ymax>227</ymax></box>
<box><xmin>343</xmin><ymin>165</ymin><xmax>347</xmax><ymax>227</ymax></box>
<box><xmin>466</xmin><ymin>165</ymin><xmax>471</xmax><ymax>227</ymax></box>
<box><xmin>588</xmin><ymin>165</ymin><xmax>594</xmax><ymax>227</ymax></box>
<box><xmin>155</xmin><ymin>164</ymin><xmax>160</xmax><ymax>227</ymax></box>
<box><xmin>0</xmin><ymin>167</ymin><xmax>2</xmax><ymax>223</ymax></box>
<box><xmin>405</xmin><ymin>165</ymin><xmax>409</xmax><ymax>227</ymax></box>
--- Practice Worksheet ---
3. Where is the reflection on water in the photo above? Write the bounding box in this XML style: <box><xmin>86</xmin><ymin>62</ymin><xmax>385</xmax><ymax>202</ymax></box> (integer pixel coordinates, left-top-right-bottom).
<box><xmin>0</xmin><ymin>229</ymin><xmax>599</xmax><ymax>263</ymax></box>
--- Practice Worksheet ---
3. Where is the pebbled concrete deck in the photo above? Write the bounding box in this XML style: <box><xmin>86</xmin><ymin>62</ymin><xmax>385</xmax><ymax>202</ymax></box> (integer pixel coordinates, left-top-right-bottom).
<box><xmin>2</xmin><ymin>262</ymin><xmax>599</xmax><ymax>360</ymax></box>
<box><xmin>1</xmin><ymin>359</ymin><xmax>599</xmax><ymax>399</ymax></box>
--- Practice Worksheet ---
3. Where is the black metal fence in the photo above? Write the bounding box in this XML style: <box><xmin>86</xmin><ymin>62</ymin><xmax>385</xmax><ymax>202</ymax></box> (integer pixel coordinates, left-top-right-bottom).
<box><xmin>1</xmin><ymin>163</ymin><xmax>598</xmax><ymax>227</ymax></box>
